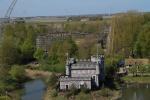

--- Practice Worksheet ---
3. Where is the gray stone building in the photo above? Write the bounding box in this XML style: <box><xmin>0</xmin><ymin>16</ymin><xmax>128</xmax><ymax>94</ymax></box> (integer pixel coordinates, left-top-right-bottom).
<box><xmin>36</xmin><ymin>32</ymin><xmax>71</xmax><ymax>52</ymax></box>
<box><xmin>59</xmin><ymin>55</ymin><xmax>105</xmax><ymax>90</ymax></box>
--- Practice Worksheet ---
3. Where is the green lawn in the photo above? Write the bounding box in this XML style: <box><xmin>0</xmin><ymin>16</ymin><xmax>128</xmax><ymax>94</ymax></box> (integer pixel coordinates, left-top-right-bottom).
<box><xmin>122</xmin><ymin>76</ymin><xmax>150</xmax><ymax>83</ymax></box>
<box><xmin>0</xmin><ymin>96</ymin><xmax>11</xmax><ymax>100</ymax></box>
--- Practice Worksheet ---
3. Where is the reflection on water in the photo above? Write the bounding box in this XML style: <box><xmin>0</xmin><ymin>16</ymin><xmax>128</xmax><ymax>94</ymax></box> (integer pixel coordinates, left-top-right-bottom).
<box><xmin>22</xmin><ymin>79</ymin><xmax>46</xmax><ymax>100</ymax></box>
<box><xmin>120</xmin><ymin>84</ymin><xmax>150</xmax><ymax>100</ymax></box>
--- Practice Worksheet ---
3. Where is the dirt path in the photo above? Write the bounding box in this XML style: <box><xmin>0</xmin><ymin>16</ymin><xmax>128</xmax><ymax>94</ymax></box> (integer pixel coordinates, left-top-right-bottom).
<box><xmin>25</xmin><ymin>69</ymin><xmax>52</xmax><ymax>79</ymax></box>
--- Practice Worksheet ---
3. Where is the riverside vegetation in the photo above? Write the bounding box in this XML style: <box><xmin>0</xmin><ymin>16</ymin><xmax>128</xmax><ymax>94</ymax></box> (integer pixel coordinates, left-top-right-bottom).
<box><xmin>0</xmin><ymin>12</ymin><xmax>150</xmax><ymax>99</ymax></box>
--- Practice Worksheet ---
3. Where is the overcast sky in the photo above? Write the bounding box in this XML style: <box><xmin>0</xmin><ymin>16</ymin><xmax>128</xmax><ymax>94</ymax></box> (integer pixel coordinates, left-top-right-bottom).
<box><xmin>0</xmin><ymin>0</ymin><xmax>150</xmax><ymax>18</ymax></box>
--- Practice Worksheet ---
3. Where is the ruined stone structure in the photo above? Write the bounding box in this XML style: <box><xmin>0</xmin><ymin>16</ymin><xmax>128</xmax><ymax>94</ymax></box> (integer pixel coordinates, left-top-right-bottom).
<box><xmin>36</xmin><ymin>32</ymin><xmax>71</xmax><ymax>52</ymax></box>
<box><xmin>59</xmin><ymin>55</ymin><xmax>105</xmax><ymax>90</ymax></box>
<box><xmin>36</xmin><ymin>32</ymin><xmax>89</xmax><ymax>52</ymax></box>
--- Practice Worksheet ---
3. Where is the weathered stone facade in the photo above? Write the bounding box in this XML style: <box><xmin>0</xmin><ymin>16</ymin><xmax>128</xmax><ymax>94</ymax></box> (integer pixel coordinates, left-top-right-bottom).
<box><xmin>36</xmin><ymin>32</ymin><xmax>71</xmax><ymax>52</ymax></box>
<box><xmin>60</xmin><ymin>77</ymin><xmax>92</xmax><ymax>90</ymax></box>
<box><xmin>59</xmin><ymin>55</ymin><xmax>105</xmax><ymax>90</ymax></box>
<box><xmin>36</xmin><ymin>32</ymin><xmax>89</xmax><ymax>52</ymax></box>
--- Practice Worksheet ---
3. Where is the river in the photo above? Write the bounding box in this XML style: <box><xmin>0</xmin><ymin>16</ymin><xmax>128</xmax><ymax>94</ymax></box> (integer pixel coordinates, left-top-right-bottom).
<box><xmin>21</xmin><ymin>79</ymin><xmax>150</xmax><ymax>100</ymax></box>
<box><xmin>119</xmin><ymin>83</ymin><xmax>150</xmax><ymax>100</ymax></box>
<box><xmin>21</xmin><ymin>79</ymin><xmax>46</xmax><ymax>100</ymax></box>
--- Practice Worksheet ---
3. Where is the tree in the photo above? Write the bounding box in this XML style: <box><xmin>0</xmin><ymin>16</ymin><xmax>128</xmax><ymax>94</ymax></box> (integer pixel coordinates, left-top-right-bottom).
<box><xmin>134</xmin><ymin>23</ymin><xmax>150</xmax><ymax>57</ymax></box>
<box><xmin>0</xmin><ymin>37</ymin><xmax>20</xmax><ymax>67</ymax></box>
<box><xmin>20</xmin><ymin>25</ymin><xmax>37</xmax><ymax>62</ymax></box>
<box><xmin>46</xmin><ymin>37</ymin><xmax>78</xmax><ymax>72</ymax></box>
<box><xmin>20</xmin><ymin>39</ymin><xmax>35</xmax><ymax>62</ymax></box>
<box><xmin>34</xmin><ymin>48</ymin><xmax>46</xmax><ymax>61</ymax></box>
<box><xmin>129</xmin><ymin>66</ymin><xmax>137</xmax><ymax>76</ymax></box>
<box><xmin>105</xmin><ymin>55</ymin><xmax>123</xmax><ymax>78</ymax></box>
<box><xmin>109</xmin><ymin>12</ymin><xmax>145</xmax><ymax>56</ymax></box>
<box><xmin>9</xmin><ymin>65</ymin><xmax>25</xmax><ymax>82</ymax></box>
<box><xmin>138</xmin><ymin>65</ymin><xmax>146</xmax><ymax>76</ymax></box>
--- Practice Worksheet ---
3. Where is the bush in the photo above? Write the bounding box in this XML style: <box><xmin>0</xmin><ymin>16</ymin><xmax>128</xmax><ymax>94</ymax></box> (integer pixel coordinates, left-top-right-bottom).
<box><xmin>47</xmin><ymin>73</ymin><xmax>58</xmax><ymax>89</ymax></box>
<box><xmin>100</xmin><ymin>88</ymin><xmax>113</xmax><ymax>97</ymax></box>
<box><xmin>51</xmin><ymin>89</ymin><xmax>58</xmax><ymax>97</ymax></box>
<box><xmin>75</xmin><ymin>92</ymin><xmax>92</xmax><ymax>100</ymax></box>
<box><xmin>69</xmin><ymin>84</ymin><xmax>79</xmax><ymax>95</ymax></box>
<box><xmin>80</xmin><ymin>85</ymin><xmax>90</xmax><ymax>94</ymax></box>
<box><xmin>9</xmin><ymin>65</ymin><xmax>25</xmax><ymax>82</ymax></box>
<box><xmin>64</xmin><ymin>91</ymin><xmax>72</xmax><ymax>98</ymax></box>
<box><xmin>64</xmin><ymin>84</ymin><xmax>79</xmax><ymax>98</ymax></box>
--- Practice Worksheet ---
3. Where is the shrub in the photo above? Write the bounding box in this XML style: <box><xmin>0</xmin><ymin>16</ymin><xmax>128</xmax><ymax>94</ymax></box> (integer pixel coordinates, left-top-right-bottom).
<box><xmin>80</xmin><ymin>85</ymin><xmax>90</xmax><ymax>94</ymax></box>
<box><xmin>47</xmin><ymin>73</ymin><xmax>58</xmax><ymax>89</ymax></box>
<box><xmin>64</xmin><ymin>84</ymin><xmax>79</xmax><ymax>98</ymax></box>
<box><xmin>100</xmin><ymin>88</ymin><xmax>113</xmax><ymax>97</ymax></box>
<box><xmin>75</xmin><ymin>92</ymin><xmax>92</xmax><ymax>100</ymax></box>
<box><xmin>64</xmin><ymin>91</ymin><xmax>72</xmax><ymax>98</ymax></box>
<box><xmin>69</xmin><ymin>84</ymin><xmax>79</xmax><ymax>95</ymax></box>
<box><xmin>9</xmin><ymin>65</ymin><xmax>25</xmax><ymax>82</ymax></box>
<box><xmin>51</xmin><ymin>89</ymin><xmax>58</xmax><ymax>97</ymax></box>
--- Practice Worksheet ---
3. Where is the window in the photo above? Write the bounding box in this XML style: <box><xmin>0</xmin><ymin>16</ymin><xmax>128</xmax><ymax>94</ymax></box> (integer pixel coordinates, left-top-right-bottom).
<box><xmin>80</xmin><ymin>84</ymin><xmax>84</xmax><ymax>89</ymax></box>
<box><xmin>92</xmin><ymin>75</ymin><xmax>96</xmax><ymax>82</ymax></box>
<box><xmin>79</xmin><ymin>81</ymin><xmax>85</xmax><ymax>89</ymax></box>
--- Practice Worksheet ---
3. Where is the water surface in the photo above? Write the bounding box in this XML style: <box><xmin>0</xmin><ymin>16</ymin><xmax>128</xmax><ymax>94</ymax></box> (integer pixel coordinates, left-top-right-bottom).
<box><xmin>22</xmin><ymin>79</ymin><xmax>46</xmax><ymax>100</ymax></box>
<box><xmin>120</xmin><ymin>84</ymin><xmax>150</xmax><ymax>100</ymax></box>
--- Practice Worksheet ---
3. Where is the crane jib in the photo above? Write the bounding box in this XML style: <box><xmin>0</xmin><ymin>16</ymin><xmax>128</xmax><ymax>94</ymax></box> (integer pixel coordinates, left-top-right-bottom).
<box><xmin>5</xmin><ymin>0</ymin><xmax>18</xmax><ymax>19</ymax></box>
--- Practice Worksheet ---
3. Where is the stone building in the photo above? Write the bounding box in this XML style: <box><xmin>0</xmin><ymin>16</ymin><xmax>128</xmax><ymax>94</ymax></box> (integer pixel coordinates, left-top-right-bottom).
<box><xmin>36</xmin><ymin>32</ymin><xmax>89</xmax><ymax>52</ymax></box>
<box><xmin>59</xmin><ymin>55</ymin><xmax>105</xmax><ymax>90</ymax></box>
<box><xmin>36</xmin><ymin>32</ymin><xmax>71</xmax><ymax>52</ymax></box>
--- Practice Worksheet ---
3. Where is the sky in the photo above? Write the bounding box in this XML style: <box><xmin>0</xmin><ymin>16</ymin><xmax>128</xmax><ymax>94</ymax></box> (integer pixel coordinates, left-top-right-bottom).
<box><xmin>0</xmin><ymin>0</ymin><xmax>150</xmax><ymax>18</ymax></box>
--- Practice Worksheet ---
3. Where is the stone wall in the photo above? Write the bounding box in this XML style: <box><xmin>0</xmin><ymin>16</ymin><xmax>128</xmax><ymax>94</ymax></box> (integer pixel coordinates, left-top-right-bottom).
<box><xmin>60</xmin><ymin>80</ymin><xmax>91</xmax><ymax>90</ymax></box>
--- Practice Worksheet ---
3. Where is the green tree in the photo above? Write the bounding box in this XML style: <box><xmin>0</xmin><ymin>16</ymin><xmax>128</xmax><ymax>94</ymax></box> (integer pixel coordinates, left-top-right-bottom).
<box><xmin>34</xmin><ymin>48</ymin><xmax>46</xmax><ymax>61</ymax></box>
<box><xmin>0</xmin><ymin>37</ymin><xmax>20</xmax><ymax>67</ymax></box>
<box><xmin>9</xmin><ymin>65</ymin><xmax>25</xmax><ymax>82</ymax></box>
<box><xmin>105</xmin><ymin>55</ymin><xmax>123</xmax><ymax>78</ymax></box>
<box><xmin>20</xmin><ymin>25</ymin><xmax>36</xmax><ymax>62</ymax></box>
<box><xmin>138</xmin><ymin>65</ymin><xmax>146</xmax><ymax>76</ymax></box>
<box><xmin>109</xmin><ymin>12</ymin><xmax>145</xmax><ymax>56</ymax></box>
<box><xmin>134</xmin><ymin>23</ymin><xmax>150</xmax><ymax>57</ymax></box>
<box><xmin>129</xmin><ymin>66</ymin><xmax>137</xmax><ymax>76</ymax></box>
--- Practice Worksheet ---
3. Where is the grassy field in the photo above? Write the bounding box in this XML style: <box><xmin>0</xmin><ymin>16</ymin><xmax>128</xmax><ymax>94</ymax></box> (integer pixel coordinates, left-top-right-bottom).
<box><xmin>0</xmin><ymin>96</ymin><xmax>11</xmax><ymax>100</ymax></box>
<box><xmin>122</xmin><ymin>76</ymin><xmax>150</xmax><ymax>83</ymax></box>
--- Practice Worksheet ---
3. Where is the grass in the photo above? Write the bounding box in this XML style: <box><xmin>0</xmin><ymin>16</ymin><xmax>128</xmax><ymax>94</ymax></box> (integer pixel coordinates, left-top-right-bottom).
<box><xmin>44</xmin><ymin>87</ymin><xmax>120</xmax><ymax>100</ymax></box>
<box><xmin>0</xmin><ymin>96</ymin><xmax>11</xmax><ymax>100</ymax></box>
<box><xmin>122</xmin><ymin>76</ymin><xmax>150</xmax><ymax>83</ymax></box>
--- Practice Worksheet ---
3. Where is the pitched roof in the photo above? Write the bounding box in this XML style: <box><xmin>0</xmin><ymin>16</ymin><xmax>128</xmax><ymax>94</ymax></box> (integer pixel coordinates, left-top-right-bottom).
<box><xmin>60</xmin><ymin>76</ymin><xmax>91</xmax><ymax>81</ymax></box>
<box><xmin>71</xmin><ymin>61</ymin><xmax>97</xmax><ymax>70</ymax></box>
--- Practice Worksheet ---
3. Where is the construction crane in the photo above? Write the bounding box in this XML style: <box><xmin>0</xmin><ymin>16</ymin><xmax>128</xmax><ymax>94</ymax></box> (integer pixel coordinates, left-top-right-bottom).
<box><xmin>5</xmin><ymin>0</ymin><xmax>18</xmax><ymax>22</ymax></box>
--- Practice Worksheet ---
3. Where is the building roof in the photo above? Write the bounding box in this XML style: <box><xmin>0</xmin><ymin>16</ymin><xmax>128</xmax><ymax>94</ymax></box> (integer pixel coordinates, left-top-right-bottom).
<box><xmin>71</xmin><ymin>61</ymin><xmax>97</xmax><ymax>70</ymax></box>
<box><xmin>60</xmin><ymin>76</ymin><xmax>91</xmax><ymax>81</ymax></box>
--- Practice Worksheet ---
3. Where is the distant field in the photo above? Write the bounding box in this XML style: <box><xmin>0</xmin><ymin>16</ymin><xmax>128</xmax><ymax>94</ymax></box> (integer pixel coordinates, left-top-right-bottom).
<box><xmin>26</xmin><ymin>19</ymin><xmax>67</xmax><ymax>23</ymax></box>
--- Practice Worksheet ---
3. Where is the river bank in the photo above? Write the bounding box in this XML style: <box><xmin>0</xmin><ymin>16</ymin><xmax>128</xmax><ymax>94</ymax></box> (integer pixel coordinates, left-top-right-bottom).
<box><xmin>44</xmin><ymin>87</ymin><xmax>121</xmax><ymax>100</ymax></box>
